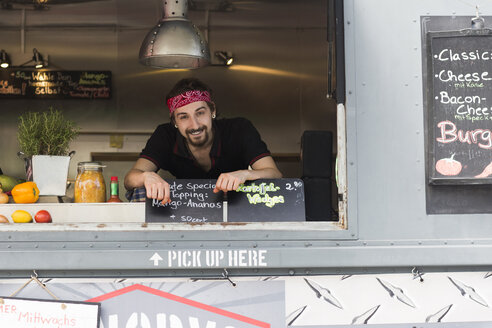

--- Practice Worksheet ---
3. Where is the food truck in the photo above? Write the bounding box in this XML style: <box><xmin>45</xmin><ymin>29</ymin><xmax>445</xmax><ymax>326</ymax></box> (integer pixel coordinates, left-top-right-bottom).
<box><xmin>1</xmin><ymin>0</ymin><xmax>492</xmax><ymax>327</ymax></box>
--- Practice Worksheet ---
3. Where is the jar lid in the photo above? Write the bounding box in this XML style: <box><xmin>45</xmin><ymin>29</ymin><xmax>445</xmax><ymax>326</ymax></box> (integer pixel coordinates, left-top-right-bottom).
<box><xmin>77</xmin><ymin>161</ymin><xmax>105</xmax><ymax>168</ymax></box>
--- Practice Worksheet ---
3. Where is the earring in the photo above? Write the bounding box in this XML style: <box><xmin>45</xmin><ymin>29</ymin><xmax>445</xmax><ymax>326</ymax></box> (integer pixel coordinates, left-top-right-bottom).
<box><xmin>212</xmin><ymin>114</ymin><xmax>216</xmax><ymax>119</ymax></box>
<box><xmin>174</xmin><ymin>124</ymin><xmax>178</xmax><ymax>128</ymax></box>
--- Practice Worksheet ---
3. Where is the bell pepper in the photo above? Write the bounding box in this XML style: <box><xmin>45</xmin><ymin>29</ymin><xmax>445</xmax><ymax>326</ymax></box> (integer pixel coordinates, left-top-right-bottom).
<box><xmin>11</xmin><ymin>182</ymin><xmax>40</xmax><ymax>203</ymax></box>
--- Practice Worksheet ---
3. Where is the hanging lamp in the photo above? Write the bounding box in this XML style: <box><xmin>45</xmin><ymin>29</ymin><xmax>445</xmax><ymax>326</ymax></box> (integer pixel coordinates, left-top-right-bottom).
<box><xmin>139</xmin><ymin>0</ymin><xmax>210</xmax><ymax>69</ymax></box>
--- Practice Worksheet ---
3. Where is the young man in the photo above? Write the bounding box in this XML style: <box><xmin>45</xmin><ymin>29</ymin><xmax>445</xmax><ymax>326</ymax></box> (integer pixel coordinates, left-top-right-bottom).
<box><xmin>124</xmin><ymin>78</ymin><xmax>282</xmax><ymax>203</ymax></box>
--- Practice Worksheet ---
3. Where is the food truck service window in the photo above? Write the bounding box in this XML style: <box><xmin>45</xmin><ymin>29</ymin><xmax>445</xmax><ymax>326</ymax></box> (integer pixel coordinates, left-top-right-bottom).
<box><xmin>0</xmin><ymin>0</ymin><xmax>353</xmax><ymax>276</ymax></box>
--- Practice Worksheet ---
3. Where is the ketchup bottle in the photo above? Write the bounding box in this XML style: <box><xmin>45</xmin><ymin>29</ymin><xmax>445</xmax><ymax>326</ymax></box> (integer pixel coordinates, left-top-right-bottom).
<box><xmin>107</xmin><ymin>176</ymin><xmax>122</xmax><ymax>202</ymax></box>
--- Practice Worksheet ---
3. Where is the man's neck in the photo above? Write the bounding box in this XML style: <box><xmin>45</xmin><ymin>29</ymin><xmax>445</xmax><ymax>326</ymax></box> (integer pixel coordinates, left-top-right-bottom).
<box><xmin>188</xmin><ymin>139</ymin><xmax>213</xmax><ymax>155</ymax></box>
<box><xmin>187</xmin><ymin>134</ymin><xmax>214</xmax><ymax>172</ymax></box>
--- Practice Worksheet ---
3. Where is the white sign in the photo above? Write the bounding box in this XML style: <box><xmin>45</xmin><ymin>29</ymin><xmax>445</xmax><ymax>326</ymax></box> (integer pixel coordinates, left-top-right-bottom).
<box><xmin>165</xmin><ymin>249</ymin><xmax>268</xmax><ymax>268</ymax></box>
<box><xmin>0</xmin><ymin>297</ymin><xmax>100</xmax><ymax>328</ymax></box>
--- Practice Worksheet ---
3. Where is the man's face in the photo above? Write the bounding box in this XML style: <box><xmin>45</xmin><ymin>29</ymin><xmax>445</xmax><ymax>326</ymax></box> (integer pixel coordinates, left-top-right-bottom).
<box><xmin>173</xmin><ymin>101</ymin><xmax>215</xmax><ymax>148</ymax></box>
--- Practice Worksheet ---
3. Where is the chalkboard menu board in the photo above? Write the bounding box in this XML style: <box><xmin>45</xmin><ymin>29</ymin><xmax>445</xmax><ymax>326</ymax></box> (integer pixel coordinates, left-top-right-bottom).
<box><xmin>145</xmin><ymin>179</ymin><xmax>305</xmax><ymax>223</ymax></box>
<box><xmin>146</xmin><ymin>180</ymin><xmax>223</xmax><ymax>223</ymax></box>
<box><xmin>427</xmin><ymin>29</ymin><xmax>492</xmax><ymax>184</ymax></box>
<box><xmin>0</xmin><ymin>70</ymin><xmax>111</xmax><ymax>99</ymax></box>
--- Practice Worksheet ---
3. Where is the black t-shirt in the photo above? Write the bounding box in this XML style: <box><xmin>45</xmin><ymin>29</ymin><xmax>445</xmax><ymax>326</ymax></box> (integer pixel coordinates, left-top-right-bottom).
<box><xmin>140</xmin><ymin>117</ymin><xmax>271</xmax><ymax>179</ymax></box>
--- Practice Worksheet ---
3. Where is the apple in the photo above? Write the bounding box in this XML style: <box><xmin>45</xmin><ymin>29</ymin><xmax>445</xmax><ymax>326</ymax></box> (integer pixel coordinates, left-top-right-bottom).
<box><xmin>34</xmin><ymin>210</ymin><xmax>52</xmax><ymax>223</ymax></box>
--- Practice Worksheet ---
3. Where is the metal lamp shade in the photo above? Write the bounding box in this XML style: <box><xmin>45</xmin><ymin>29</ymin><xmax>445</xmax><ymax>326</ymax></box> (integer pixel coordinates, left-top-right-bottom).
<box><xmin>139</xmin><ymin>0</ymin><xmax>210</xmax><ymax>69</ymax></box>
<box><xmin>138</xmin><ymin>0</ymin><xmax>210</xmax><ymax>69</ymax></box>
<box><xmin>139</xmin><ymin>19</ymin><xmax>210</xmax><ymax>69</ymax></box>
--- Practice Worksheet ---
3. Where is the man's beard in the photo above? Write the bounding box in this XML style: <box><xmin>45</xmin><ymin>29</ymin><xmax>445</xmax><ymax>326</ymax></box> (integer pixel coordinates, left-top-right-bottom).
<box><xmin>185</xmin><ymin>126</ymin><xmax>211</xmax><ymax>147</ymax></box>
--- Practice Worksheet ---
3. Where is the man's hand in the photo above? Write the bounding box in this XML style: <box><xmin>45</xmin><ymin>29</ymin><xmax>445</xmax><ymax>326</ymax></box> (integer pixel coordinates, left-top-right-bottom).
<box><xmin>213</xmin><ymin>170</ymin><xmax>249</xmax><ymax>193</ymax></box>
<box><xmin>143</xmin><ymin>171</ymin><xmax>171</xmax><ymax>204</ymax></box>
<box><xmin>213</xmin><ymin>156</ymin><xmax>282</xmax><ymax>193</ymax></box>
<box><xmin>124</xmin><ymin>158</ymin><xmax>171</xmax><ymax>204</ymax></box>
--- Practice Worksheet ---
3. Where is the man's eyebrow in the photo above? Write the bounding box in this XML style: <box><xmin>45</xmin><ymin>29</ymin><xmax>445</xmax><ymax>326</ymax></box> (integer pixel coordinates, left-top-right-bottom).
<box><xmin>176</xmin><ymin>106</ymin><xmax>206</xmax><ymax>117</ymax></box>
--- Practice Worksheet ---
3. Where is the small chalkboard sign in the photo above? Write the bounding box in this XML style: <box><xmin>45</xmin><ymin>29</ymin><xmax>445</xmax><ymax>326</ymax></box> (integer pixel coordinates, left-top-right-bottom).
<box><xmin>145</xmin><ymin>180</ymin><xmax>223</xmax><ymax>223</ymax></box>
<box><xmin>0</xmin><ymin>70</ymin><xmax>111</xmax><ymax>99</ymax></box>
<box><xmin>145</xmin><ymin>179</ymin><xmax>305</xmax><ymax>223</ymax></box>
<box><xmin>0</xmin><ymin>296</ymin><xmax>100</xmax><ymax>328</ymax></box>
<box><xmin>427</xmin><ymin>29</ymin><xmax>492</xmax><ymax>184</ymax></box>
<box><xmin>228</xmin><ymin>179</ymin><xmax>305</xmax><ymax>222</ymax></box>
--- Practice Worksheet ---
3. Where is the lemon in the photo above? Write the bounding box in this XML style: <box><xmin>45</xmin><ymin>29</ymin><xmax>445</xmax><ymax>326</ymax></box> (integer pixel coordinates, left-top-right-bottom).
<box><xmin>11</xmin><ymin>210</ymin><xmax>33</xmax><ymax>223</ymax></box>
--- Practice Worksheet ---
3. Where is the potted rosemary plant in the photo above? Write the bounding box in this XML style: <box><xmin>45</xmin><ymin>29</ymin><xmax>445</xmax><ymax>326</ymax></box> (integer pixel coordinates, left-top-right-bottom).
<box><xmin>18</xmin><ymin>108</ymin><xmax>79</xmax><ymax>195</ymax></box>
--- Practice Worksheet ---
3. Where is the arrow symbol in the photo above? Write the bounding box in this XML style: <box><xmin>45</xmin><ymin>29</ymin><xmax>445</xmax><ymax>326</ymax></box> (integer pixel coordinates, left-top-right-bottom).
<box><xmin>149</xmin><ymin>252</ymin><xmax>163</xmax><ymax>266</ymax></box>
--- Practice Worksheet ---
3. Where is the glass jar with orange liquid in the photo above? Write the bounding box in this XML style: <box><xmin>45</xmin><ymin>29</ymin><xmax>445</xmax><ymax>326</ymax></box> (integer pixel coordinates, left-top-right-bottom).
<box><xmin>74</xmin><ymin>162</ymin><xmax>106</xmax><ymax>203</ymax></box>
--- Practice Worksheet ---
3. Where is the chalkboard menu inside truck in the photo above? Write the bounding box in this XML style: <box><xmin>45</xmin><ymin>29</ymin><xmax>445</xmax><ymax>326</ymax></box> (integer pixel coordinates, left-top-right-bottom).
<box><xmin>427</xmin><ymin>29</ymin><xmax>492</xmax><ymax>184</ymax></box>
<box><xmin>145</xmin><ymin>179</ymin><xmax>305</xmax><ymax>223</ymax></box>
<box><xmin>0</xmin><ymin>70</ymin><xmax>111</xmax><ymax>99</ymax></box>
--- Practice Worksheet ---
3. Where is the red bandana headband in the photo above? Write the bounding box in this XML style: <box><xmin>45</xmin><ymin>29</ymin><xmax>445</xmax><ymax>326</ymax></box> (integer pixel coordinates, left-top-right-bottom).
<box><xmin>167</xmin><ymin>90</ymin><xmax>211</xmax><ymax>114</ymax></box>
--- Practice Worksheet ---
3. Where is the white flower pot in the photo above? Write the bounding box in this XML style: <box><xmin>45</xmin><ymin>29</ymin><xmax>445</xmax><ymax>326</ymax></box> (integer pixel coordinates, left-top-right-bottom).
<box><xmin>32</xmin><ymin>155</ymin><xmax>71</xmax><ymax>196</ymax></box>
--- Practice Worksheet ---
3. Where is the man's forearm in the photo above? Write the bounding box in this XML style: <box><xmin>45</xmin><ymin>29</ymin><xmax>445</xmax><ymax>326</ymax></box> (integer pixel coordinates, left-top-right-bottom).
<box><xmin>244</xmin><ymin>167</ymin><xmax>283</xmax><ymax>181</ymax></box>
<box><xmin>124</xmin><ymin>169</ymin><xmax>146</xmax><ymax>190</ymax></box>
